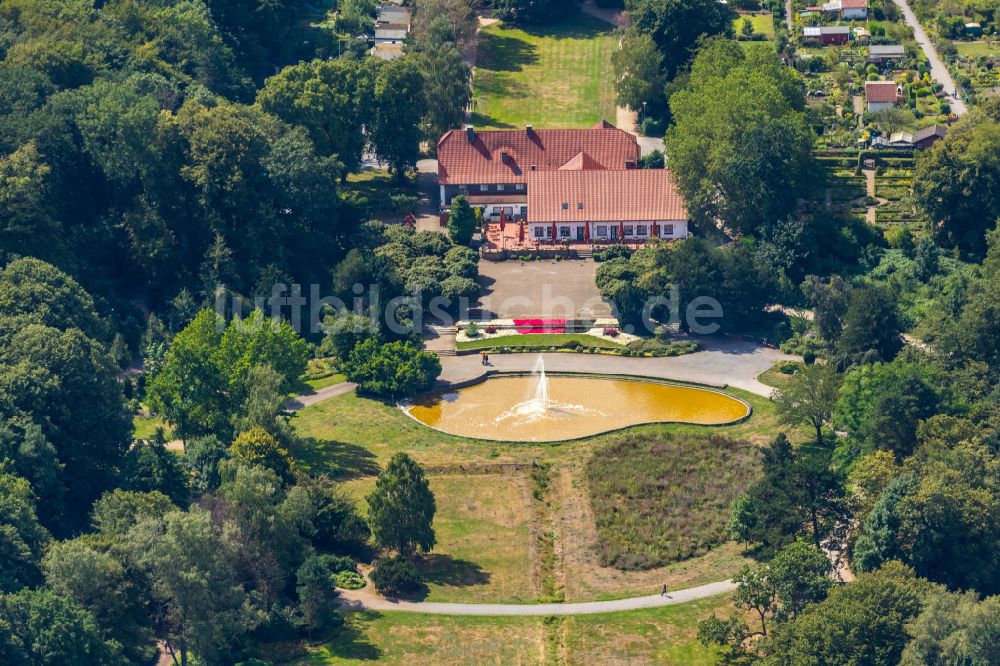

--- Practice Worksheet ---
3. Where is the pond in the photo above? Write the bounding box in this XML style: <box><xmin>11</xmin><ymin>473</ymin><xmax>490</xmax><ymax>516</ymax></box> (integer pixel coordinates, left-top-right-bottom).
<box><xmin>403</xmin><ymin>367</ymin><xmax>750</xmax><ymax>442</ymax></box>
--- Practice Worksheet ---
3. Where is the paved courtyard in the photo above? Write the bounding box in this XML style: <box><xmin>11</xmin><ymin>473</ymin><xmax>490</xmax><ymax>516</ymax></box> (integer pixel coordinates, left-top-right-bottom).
<box><xmin>474</xmin><ymin>259</ymin><xmax>612</xmax><ymax>319</ymax></box>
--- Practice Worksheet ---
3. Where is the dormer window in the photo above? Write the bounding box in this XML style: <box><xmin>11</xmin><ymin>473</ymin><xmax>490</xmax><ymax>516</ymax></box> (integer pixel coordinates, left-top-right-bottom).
<box><xmin>577</xmin><ymin>202</ymin><xmax>584</xmax><ymax>209</ymax></box>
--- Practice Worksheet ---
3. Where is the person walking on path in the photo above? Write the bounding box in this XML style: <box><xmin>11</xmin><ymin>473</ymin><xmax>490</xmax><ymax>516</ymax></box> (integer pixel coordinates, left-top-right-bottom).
<box><xmin>481</xmin><ymin>352</ymin><xmax>489</xmax><ymax>366</ymax></box>
<box><xmin>661</xmin><ymin>584</ymin><xmax>668</xmax><ymax>597</ymax></box>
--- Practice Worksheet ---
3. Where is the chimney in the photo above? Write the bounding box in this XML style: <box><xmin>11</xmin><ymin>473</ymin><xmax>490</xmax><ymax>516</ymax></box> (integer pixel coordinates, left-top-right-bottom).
<box><xmin>466</xmin><ymin>125</ymin><xmax>475</xmax><ymax>142</ymax></box>
<box><xmin>500</xmin><ymin>150</ymin><xmax>509</xmax><ymax>163</ymax></box>
<box><xmin>526</xmin><ymin>124</ymin><xmax>533</xmax><ymax>135</ymax></box>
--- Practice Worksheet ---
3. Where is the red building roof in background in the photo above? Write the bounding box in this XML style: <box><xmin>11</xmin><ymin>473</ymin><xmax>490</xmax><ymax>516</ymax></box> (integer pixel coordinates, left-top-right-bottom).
<box><xmin>840</xmin><ymin>0</ymin><xmax>868</xmax><ymax>8</ymax></box>
<box><xmin>866</xmin><ymin>81</ymin><xmax>899</xmax><ymax>102</ymax></box>
<box><xmin>437</xmin><ymin>124</ymin><xmax>639</xmax><ymax>185</ymax></box>
<box><xmin>526</xmin><ymin>170</ymin><xmax>687</xmax><ymax>222</ymax></box>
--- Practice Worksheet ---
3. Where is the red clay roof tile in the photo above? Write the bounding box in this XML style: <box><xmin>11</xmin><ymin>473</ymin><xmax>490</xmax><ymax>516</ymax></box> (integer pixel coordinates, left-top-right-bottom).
<box><xmin>437</xmin><ymin>127</ymin><xmax>639</xmax><ymax>185</ymax></box>
<box><xmin>526</xmin><ymin>170</ymin><xmax>687</xmax><ymax>222</ymax></box>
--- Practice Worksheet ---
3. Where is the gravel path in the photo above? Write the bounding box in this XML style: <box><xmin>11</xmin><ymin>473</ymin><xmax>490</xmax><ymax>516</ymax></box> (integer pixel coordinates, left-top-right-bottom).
<box><xmin>442</xmin><ymin>337</ymin><xmax>794</xmax><ymax>397</ymax></box>
<box><xmin>338</xmin><ymin>579</ymin><xmax>736</xmax><ymax>616</ymax></box>
<box><xmin>285</xmin><ymin>381</ymin><xmax>357</xmax><ymax>412</ymax></box>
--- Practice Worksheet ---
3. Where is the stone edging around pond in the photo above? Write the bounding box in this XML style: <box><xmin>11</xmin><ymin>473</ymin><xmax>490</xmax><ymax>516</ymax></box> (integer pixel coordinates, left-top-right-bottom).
<box><xmin>398</xmin><ymin>371</ymin><xmax>753</xmax><ymax>444</ymax></box>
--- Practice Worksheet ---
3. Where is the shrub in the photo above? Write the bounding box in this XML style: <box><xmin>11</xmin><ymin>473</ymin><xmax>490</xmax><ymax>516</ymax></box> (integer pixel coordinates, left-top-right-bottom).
<box><xmin>334</xmin><ymin>570</ymin><xmax>365</xmax><ymax>589</ymax></box>
<box><xmin>464</xmin><ymin>322</ymin><xmax>481</xmax><ymax>338</ymax></box>
<box><xmin>230</xmin><ymin>427</ymin><xmax>293</xmax><ymax>481</ymax></box>
<box><xmin>343</xmin><ymin>339</ymin><xmax>441</xmax><ymax>398</ymax></box>
<box><xmin>484</xmin><ymin>324</ymin><xmax>498</xmax><ymax>334</ymax></box>
<box><xmin>370</xmin><ymin>556</ymin><xmax>422</xmax><ymax>596</ymax></box>
<box><xmin>803</xmin><ymin>351</ymin><xmax>817</xmax><ymax>365</ymax></box>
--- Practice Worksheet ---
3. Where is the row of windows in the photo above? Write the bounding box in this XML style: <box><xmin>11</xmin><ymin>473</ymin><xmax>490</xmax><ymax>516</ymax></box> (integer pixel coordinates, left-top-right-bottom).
<box><xmin>532</xmin><ymin>224</ymin><xmax>675</xmax><ymax>238</ymax></box>
<box><xmin>490</xmin><ymin>206</ymin><xmax>527</xmax><ymax>215</ymax></box>
<box><xmin>456</xmin><ymin>183</ymin><xmax>526</xmax><ymax>192</ymax></box>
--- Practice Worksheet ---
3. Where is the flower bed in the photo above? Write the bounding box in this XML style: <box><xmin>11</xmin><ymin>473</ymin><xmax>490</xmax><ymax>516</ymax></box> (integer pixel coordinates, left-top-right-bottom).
<box><xmin>513</xmin><ymin>318</ymin><xmax>566</xmax><ymax>334</ymax></box>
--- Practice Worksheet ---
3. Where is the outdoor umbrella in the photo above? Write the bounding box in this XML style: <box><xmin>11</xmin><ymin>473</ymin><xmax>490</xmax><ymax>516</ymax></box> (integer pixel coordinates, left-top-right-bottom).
<box><xmin>518</xmin><ymin>220</ymin><xmax>525</xmax><ymax>243</ymax></box>
<box><xmin>499</xmin><ymin>212</ymin><xmax>505</xmax><ymax>233</ymax></box>
<box><xmin>551</xmin><ymin>221</ymin><xmax>558</xmax><ymax>242</ymax></box>
<box><xmin>618</xmin><ymin>221</ymin><xmax>625</xmax><ymax>241</ymax></box>
<box><xmin>583</xmin><ymin>222</ymin><xmax>590</xmax><ymax>242</ymax></box>
<box><xmin>651</xmin><ymin>222</ymin><xmax>658</xmax><ymax>238</ymax></box>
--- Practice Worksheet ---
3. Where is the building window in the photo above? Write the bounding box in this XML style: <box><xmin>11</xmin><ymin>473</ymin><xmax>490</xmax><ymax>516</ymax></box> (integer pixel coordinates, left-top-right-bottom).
<box><xmin>496</xmin><ymin>184</ymin><xmax>504</xmax><ymax>191</ymax></box>
<box><xmin>503</xmin><ymin>206</ymin><xmax>514</xmax><ymax>216</ymax></box>
<box><xmin>515</xmin><ymin>183</ymin><xmax>525</xmax><ymax>191</ymax></box>
<box><xmin>534</xmin><ymin>227</ymin><xmax>545</xmax><ymax>238</ymax></box>
<box><xmin>459</xmin><ymin>184</ymin><xmax>468</xmax><ymax>191</ymax></box>
<box><xmin>596</xmin><ymin>225</ymin><xmax>608</xmax><ymax>237</ymax></box>
<box><xmin>560</xmin><ymin>226</ymin><xmax>570</xmax><ymax>238</ymax></box>
<box><xmin>491</xmin><ymin>207</ymin><xmax>502</xmax><ymax>216</ymax></box>
<box><xmin>624</xmin><ymin>225</ymin><xmax>634</xmax><ymax>236</ymax></box>
<box><xmin>520</xmin><ymin>206</ymin><xmax>528</xmax><ymax>215</ymax></box>
<box><xmin>664</xmin><ymin>224</ymin><xmax>674</xmax><ymax>236</ymax></box>
<box><xmin>480</xmin><ymin>184</ymin><xmax>488</xmax><ymax>192</ymax></box>
<box><xmin>577</xmin><ymin>202</ymin><xmax>584</xmax><ymax>209</ymax></box>
<box><xmin>636</xmin><ymin>225</ymin><xmax>648</xmax><ymax>236</ymax></box>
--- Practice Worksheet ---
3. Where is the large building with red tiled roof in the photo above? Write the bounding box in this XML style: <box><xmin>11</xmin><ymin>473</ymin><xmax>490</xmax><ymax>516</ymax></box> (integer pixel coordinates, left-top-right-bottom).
<box><xmin>525</xmin><ymin>170</ymin><xmax>688</xmax><ymax>242</ymax></box>
<box><xmin>436</xmin><ymin>121</ymin><xmax>687</xmax><ymax>242</ymax></box>
<box><xmin>436</xmin><ymin>121</ymin><xmax>639</xmax><ymax>213</ymax></box>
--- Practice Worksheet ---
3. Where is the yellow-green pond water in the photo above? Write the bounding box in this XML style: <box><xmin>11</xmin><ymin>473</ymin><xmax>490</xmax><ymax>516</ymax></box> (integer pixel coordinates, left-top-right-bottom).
<box><xmin>404</xmin><ymin>375</ymin><xmax>750</xmax><ymax>442</ymax></box>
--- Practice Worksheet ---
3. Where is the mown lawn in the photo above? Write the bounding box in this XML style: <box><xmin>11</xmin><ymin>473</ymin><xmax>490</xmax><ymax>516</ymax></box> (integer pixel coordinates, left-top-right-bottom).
<box><xmin>733</xmin><ymin>12</ymin><xmax>775</xmax><ymax>39</ymax></box>
<box><xmin>457</xmin><ymin>332</ymin><xmax>623</xmax><ymax>351</ymax></box>
<box><xmin>338</xmin><ymin>473</ymin><xmax>538</xmax><ymax>603</ymax></box>
<box><xmin>585</xmin><ymin>432</ymin><xmax>762</xmax><ymax>570</ymax></box>
<box><xmin>305</xmin><ymin>373</ymin><xmax>346</xmax><ymax>390</ymax></box>
<box><xmin>955</xmin><ymin>40</ymin><xmax>999</xmax><ymax>59</ymax></box>
<box><xmin>299</xmin><ymin>594</ymin><xmax>730</xmax><ymax>665</ymax></box>
<box><xmin>472</xmin><ymin>13</ymin><xmax>617</xmax><ymax>129</ymax></box>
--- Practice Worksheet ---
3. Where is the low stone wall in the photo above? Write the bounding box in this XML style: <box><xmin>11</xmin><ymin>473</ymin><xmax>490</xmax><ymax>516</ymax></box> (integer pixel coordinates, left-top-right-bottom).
<box><xmin>481</xmin><ymin>248</ymin><xmax>579</xmax><ymax>261</ymax></box>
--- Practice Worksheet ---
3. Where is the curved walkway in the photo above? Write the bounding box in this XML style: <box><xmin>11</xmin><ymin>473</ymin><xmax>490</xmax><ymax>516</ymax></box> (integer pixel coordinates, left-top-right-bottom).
<box><xmin>442</xmin><ymin>336</ymin><xmax>794</xmax><ymax>398</ymax></box>
<box><xmin>338</xmin><ymin>580</ymin><xmax>736</xmax><ymax>616</ymax></box>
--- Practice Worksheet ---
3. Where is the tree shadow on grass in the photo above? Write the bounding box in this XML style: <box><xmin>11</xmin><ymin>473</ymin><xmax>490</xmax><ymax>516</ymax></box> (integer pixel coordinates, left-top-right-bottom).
<box><xmin>478</xmin><ymin>30</ymin><xmax>538</xmax><ymax>73</ymax></box>
<box><xmin>296</xmin><ymin>436</ymin><xmax>381</xmax><ymax>479</ymax></box>
<box><xmin>417</xmin><ymin>554</ymin><xmax>492</xmax><ymax>588</ymax></box>
<box><xmin>320</xmin><ymin>611</ymin><xmax>382</xmax><ymax>661</ymax></box>
<box><xmin>520</xmin><ymin>12</ymin><xmax>613</xmax><ymax>40</ymax></box>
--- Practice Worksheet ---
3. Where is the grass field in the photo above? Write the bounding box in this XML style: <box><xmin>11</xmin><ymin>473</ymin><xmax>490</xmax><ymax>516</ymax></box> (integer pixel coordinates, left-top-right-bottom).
<box><xmin>339</xmin><ymin>473</ymin><xmax>537</xmax><ymax>603</ymax></box>
<box><xmin>585</xmin><ymin>433</ymin><xmax>761</xmax><ymax>570</ymax></box>
<box><xmin>133</xmin><ymin>414</ymin><xmax>168</xmax><ymax>441</ymax></box>
<box><xmin>471</xmin><ymin>14</ymin><xmax>617</xmax><ymax>129</ymax></box>
<box><xmin>300</xmin><ymin>594</ymin><xmax>730</xmax><ymax>665</ymax></box>
<box><xmin>733</xmin><ymin>12</ymin><xmax>775</xmax><ymax>39</ymax></box>
<box><xmin>305</xmin><ymin>374</ymin><xmax>346</xmax><ymax>390</ymax></box>
<box><xmin>955</xmin><ymin>40</ymin><xmax>999</xmax><ymax>59</ymax></box>
<box><xmin>457</xmin><ymin>333</ymin><xmax>623</xmax><ymax>351</ymax></box>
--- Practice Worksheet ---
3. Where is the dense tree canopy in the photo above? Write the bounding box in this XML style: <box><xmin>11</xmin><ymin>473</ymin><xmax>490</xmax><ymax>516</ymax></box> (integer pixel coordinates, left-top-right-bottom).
<box><xmin>914</xmin><ymin>104</ymin><xmax>1000</xmax><ymax>258</ymax></box>
<box><xmin>666</xmin><ymin>40</ymin><xmax>815</xmax><ymax>237</ymax></box>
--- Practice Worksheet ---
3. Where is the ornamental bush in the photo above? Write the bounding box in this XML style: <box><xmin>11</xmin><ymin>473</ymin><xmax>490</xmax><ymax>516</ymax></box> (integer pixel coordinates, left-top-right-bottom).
<box><xmin>369</xmin><ymin>556</ymin><xmax>422</xmax><ymax>596</ymax></box>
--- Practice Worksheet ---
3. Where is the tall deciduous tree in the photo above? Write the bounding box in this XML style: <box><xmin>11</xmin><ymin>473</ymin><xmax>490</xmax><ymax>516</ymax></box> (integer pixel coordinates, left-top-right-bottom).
<box><xmin>774</xmin><ymin>363</ymin><xmax>842</xmax><ymax>447</ymax></box>
<box><xmin>370</xmin><ymin>57</ymin><xmax>426</xmax><ymax>181</ymax></box>
<box><xmin>367</xmin><ymin>453</ymin><xmax>436</xmax><ymax>557</ymax></box>
<box><xmin>666</xmin><ymin>39</ymin><xmax>814</xmax><ymax>237</ymax></box>
<box><xmin>626</xmin><ymin>0</ymin><xmax>734</xmax><ymax>80</ymax></box>
<box><xmin>257</xmin><ymin>58</ymin><xmax>372</xmax><ymax>175</ymax></box>
<box><xmin>914</xmin><ymin>108</ymin><xmax>1000</xmax><ymax>258</ymax></box>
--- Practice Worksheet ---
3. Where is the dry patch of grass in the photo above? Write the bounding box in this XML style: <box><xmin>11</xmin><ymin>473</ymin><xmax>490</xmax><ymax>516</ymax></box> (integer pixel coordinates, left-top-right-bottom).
<box><xmin>585</xmin><ymin>433</ymin><xmax>761</xmax><ymax>570</ymax></box>
<box><xmin>339</xmin><ymin>473</ymin><xmax>537</xmax><ymax>603</ymax></box>
<box><xmin>300</xmin><ymin>611</ymin><xmax>546</xmax><ymax>664</ymax></box>
<box><xmin>562</xmin><ymin>594</ymin><xmax>729</xmax><ymax>665</ymax></box>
